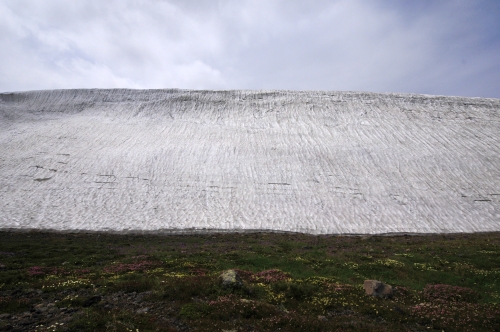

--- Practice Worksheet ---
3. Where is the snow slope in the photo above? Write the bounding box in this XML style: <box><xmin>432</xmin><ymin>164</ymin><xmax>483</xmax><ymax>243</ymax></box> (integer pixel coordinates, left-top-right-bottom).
<box><xmin>0</xmin><ymin>89</ymin><xmax>499</xmax><ymax>234</ymax></box>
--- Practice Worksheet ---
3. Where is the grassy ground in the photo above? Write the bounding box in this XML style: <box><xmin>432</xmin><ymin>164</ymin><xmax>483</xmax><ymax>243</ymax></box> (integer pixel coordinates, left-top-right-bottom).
<box><xmin>0</xmin><ymin>231</ymin><xmax>499</xmax><ymax>331</ymax></box>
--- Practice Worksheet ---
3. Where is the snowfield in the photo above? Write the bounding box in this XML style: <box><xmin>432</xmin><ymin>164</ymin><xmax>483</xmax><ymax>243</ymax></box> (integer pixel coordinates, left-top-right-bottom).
<box><xmin>0</xmin><ymin>89</ymin><xmax>499</xmax><ymax>234</ymax></box>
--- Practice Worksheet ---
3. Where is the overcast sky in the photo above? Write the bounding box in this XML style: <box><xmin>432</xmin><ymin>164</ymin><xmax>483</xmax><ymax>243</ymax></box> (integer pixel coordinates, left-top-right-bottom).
<box><xmin>1</xmin><ymin>0</ymin><xmax>499</xmax><ymax>98</ymax></box>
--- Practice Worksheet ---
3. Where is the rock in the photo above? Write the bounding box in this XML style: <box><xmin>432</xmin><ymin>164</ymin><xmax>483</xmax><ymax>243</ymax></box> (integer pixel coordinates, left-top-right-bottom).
<box><xmin>35</xmin><ymin>307</ymin><xmax>48</xmax><ymax>314</ymax></box>
<box><xmin>48</xmin><ymin>307</ymin><xmax>59</xmax><ymax>314</ymax></box>
<box><xmin>363</xmin><ymin>280</ymin><xmax>393</xmax><ymax>298</ymax></box>
<box><xmin>10</xmin><ymin>289</ymin><xmax>21</xmax><ymax>296</ymax></box>
<box><xmin>136</xmin><ymin>307</ymin><xmax>149</xmax><ymax>314</ymax></box>
<box><xmin>318</xmin><ymin>315</ymin><xmax>328</xmax><ymax>322</ymax></box>
<box><xmin>276</xmin><ymin>304</ymin><xmax>289</xmax><ymax>313</ymax></box>
<box><xmin>19</xmin><ymin>318</ymin><xmax>35</xmax><ymax>326</ymax></box>
<box><xmin>327</xmin><ymin>309</ymin><xmax>355</xmax><ymax>316</ymax></box>
<box><xmin>219</xmin><ymin>270</ymin><xmax>243</xmax><ymax>289</ymax></box>
<box><xmin>82</xmin><ymin>295</ymin><xmax>102</xmax><ymax>307</ymax></box>
<box><xmin>0</xmin><ymin>313</ymin><xmax>10</xmax><ymax>319</ymax></box>
<box><xmin>0</xmin><ymin>264</ymin><xmax>6</xmax><ymax>270</ymax></box>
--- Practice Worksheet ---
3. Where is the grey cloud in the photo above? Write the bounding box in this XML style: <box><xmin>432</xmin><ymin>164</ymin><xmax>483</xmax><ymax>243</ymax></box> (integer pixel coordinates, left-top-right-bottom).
<box><xmin>0</xmin><ymin>0</ymin><xmax>498</xmax><ymax>97</ymax></box>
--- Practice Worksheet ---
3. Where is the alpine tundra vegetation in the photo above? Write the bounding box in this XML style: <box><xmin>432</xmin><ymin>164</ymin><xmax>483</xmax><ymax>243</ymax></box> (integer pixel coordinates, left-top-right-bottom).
<box><xmin>0</xmin><ymin>231</ymin><xmax>499</xmax><ymax>331</ymax></box>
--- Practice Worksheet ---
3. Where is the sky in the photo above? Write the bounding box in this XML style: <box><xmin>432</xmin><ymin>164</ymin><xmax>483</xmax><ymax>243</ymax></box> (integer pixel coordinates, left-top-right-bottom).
<box><xmin>0</xmin><ymin>0</ymin><xmax>499</xmax><ymax>98</ymax></box>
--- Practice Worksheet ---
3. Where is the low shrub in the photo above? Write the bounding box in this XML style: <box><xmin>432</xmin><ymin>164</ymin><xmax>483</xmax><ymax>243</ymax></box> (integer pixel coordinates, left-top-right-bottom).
<box><xmin>423</xmin><ymin>284</ymin><xmax>480</xmax><ymax>303</ymax></box>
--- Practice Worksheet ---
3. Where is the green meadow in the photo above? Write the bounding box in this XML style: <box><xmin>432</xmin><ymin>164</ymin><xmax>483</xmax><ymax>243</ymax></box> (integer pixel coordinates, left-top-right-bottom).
<box><xmin>0</xmin><ymin>231</ymin><xmax>499</xmax><ymax>331</ymax></box>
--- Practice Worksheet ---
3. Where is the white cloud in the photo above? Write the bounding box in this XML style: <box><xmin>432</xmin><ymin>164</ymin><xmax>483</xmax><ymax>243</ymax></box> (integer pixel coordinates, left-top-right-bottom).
<box><xmin>0</xmin><ymin>0</ymin><xmax>498</xmax><ymax>97</ymax></box>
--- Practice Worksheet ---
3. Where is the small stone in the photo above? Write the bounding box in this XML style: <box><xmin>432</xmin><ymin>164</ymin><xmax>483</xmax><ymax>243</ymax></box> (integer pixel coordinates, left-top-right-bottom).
<box><xmin>20</xmin><ymin>318</ymin><xmax>35</xmax><ymax>326</ymax></box>
<box><xmin>10</xmin><ymin>289</ymin><xmax>21</xmax><ymax>296</ymax></box>
<box><xmin>48</xmin><ymin>307</ymin><xmax>59</xmax><ymax>314</ymax></box>
<box><xmin>0</xmin><ymin>264</ymin><xmax>6</xmax><ymax>270</ymax></box>
<box><xmin>219</xmin><ymin>270</ymin><xmax>243</xmax><ymax>289</ymax></box>
<box><xmin>0</xmin><ymin>313</ymin><xmax>11</xmax><ymax>319</ymax></box>
<box><xmin>276</xmin><ymin>304</ymin><xmax>289</xmax><ymax>313</ymax></box>
<box><xmin>363</xmin><ymin>280</ymin><xmax>394</xmax><ymax>298</ymax></box>
<box><xmin>82</xmin><ymin>295</ymin><xmax>102</xmax><ymax>307</ymax></box>
<box><xmin>136</xmin><ymin>307</ymin><xmax>149</xmax><ymax>314</ymax></box>
<box><xmin>318</xmin><ymin>315</ymin><xmax>328</xmax><ymax>322</ymax></box>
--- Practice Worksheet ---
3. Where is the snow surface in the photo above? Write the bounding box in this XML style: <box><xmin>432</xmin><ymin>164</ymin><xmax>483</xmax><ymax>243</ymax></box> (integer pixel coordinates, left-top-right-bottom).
<box><xmin>0</xmin><ymin>89</ymin><xmax>499</xmax><ymax>234</ymax></box>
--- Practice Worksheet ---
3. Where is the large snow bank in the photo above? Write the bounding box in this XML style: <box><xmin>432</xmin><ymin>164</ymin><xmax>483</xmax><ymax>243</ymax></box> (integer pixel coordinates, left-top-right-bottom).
<box><xmin>0</xmin><ymin>89</ymin><xmax>498</xmax><ymax>234</ymax></box>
